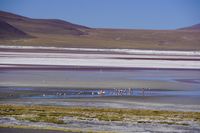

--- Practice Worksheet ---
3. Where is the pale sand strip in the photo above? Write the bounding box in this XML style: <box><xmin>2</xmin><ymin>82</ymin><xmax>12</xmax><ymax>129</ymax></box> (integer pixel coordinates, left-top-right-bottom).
<box><xmin>0</xmin><ymin>46</ymin><xmax>200</xmax><ymax>69</ymax></box>
<box><xmin>0</xmin><ymin>56</ymin><xmax>200</xmax><ymax>69</ymax></box>
<box><xmin>1</xmin><ymin>51</ymin><xmax>200</xmax><ymax>60</ymax></box>
<box><xmin>0</xmin><ymin>45</ymin><xmax>200</xmax><ymax>56</ymax></box>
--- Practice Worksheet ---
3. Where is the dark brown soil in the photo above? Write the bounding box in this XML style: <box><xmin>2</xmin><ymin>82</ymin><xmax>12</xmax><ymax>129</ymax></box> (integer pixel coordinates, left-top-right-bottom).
<box><xmin>0</xmin><ymin>127</ymin><xmax>74</xmax><ymax>133</ymax></box>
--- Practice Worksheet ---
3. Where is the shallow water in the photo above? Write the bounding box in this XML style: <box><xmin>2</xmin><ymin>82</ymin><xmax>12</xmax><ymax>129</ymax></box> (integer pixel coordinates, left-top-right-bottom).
<box><xmin>19</xmin><ymin>88</ymin><xmax>200</xmax><ymax>99</ymax></box>
<box><xmin>1</xmin><ymin>85</ymin><xmax>200</xmax><ymax>99</ymax></box>
<box><xmin>0</xmin><ymin>68</ymin><xmax>200</xmax><ymax>99</ymax></box>
<box><xmin>0</xmin><ymin>69</ymin><xmax>200</xmax><ymax>90</ymax></box>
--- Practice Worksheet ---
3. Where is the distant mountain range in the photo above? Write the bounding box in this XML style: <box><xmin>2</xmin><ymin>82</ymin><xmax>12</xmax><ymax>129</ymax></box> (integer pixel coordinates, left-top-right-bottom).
<box><xmin>0</xmin><ymin>10</ymin><xmax>200</xmax><ymax>50</ymax></box>
<box><xmin>179</xmin><ymin>23</ymin><xmax>200</xmax><ymax>30</ymax></box>
<box><xmin>0</xmin><ymin>10</ymin><xmax>89</xmax><ymax>37</ymax></box>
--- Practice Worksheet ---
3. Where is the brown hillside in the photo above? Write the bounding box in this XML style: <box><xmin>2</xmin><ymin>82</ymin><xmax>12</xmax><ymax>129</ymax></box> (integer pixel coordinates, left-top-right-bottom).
<box><xmin>0</xmin><ymin>10</ymin><xmax>200</xmax><ymax>50</ymax></box>
<box><xmin>0</xmin><ymin>10</ymin><xmax>89</xmax><ymax>36</ymax></box>
<box><xmin>0</xmin><ymin>19</ymin><xmax>30</xmax><ymax>39</ymax></box>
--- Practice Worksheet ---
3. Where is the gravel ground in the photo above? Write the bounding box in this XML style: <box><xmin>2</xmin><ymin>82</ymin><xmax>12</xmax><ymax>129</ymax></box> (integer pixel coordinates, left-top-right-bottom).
<box><xmin>0</xmin><ymin>116</ymin><xmax>200</xmax><ymax>133</ymax></box>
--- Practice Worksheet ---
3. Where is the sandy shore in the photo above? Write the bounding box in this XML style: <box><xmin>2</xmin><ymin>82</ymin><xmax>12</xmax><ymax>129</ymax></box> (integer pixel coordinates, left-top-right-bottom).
<box><xmin>0</xmin><ymin>45</ymin><xmax>200</xmax><ymax>69</ymax></box>
<box><xmin>1</xmin><ymin>96</ymin><xmax>200</xmax><ymax>112</ymax></box>
<box><xmin>1</xmin><ymin>45</ymin><xmax>200</xmax><ymax>55</ymax></box>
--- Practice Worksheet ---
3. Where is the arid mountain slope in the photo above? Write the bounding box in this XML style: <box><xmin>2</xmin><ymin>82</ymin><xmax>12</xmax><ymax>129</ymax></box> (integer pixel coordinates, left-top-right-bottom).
<box><xmin>0</xmin><ymin>10</ymin><xmax>89</xmax><ymax>36</ymax></box>
<box><xmin>0</xmin><ymin>10</ymin><xmax>200</xmax><ymax>50</ymax></box>
<box><xmin>179</xmin><ymin>23</ymin><xmax>200</xmax><ymax>31</ymax></box>
<box><xmin>0</xmin><ymin>19</ymin><xmax>30</xmax><ymax>39</ymax></box>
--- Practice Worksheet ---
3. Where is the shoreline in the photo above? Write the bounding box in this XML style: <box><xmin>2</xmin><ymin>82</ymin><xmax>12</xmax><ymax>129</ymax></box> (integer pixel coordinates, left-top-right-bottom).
<box><xmin>1</xmin><ymin>45</ymin><xmax>200</xmax><ymax>55</ymax></box>
<box><xmin>0</xmin><ymin>104</ymin><xmax>200</xmax><ymax>133</ymax></box>
<box><xmin>1</xmin><ymin>51</ymin><xmax>200</xmax><ymax>69</ymax></box>
<box><xmin>1</xmin><ymin>64</ymin><xmax>200</xmax><ymax>70</ymax></box>
<box><xmin>1</xmin><ymin>96</ymin><xmax>200</xmax><ymax>112</ymax></box>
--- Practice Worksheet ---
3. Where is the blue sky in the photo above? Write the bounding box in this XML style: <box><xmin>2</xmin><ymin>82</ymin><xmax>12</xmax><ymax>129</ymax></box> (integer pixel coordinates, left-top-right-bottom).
<box><xmin>0</xmin><ymin>0</ymin><xmax>200</xmax><ymax>29</ymax></box>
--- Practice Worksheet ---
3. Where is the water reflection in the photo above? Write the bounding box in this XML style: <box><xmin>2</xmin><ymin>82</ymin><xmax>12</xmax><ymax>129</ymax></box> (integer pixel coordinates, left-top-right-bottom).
<box><xmin>1</xmin><ymin>87</ymin><xmax>200</xmax><ymax>99</ymax></box>
<box><xmin>0</xmin><ymin>69</ymin><xmax>200</xmax><ymax>90</ymax></box>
